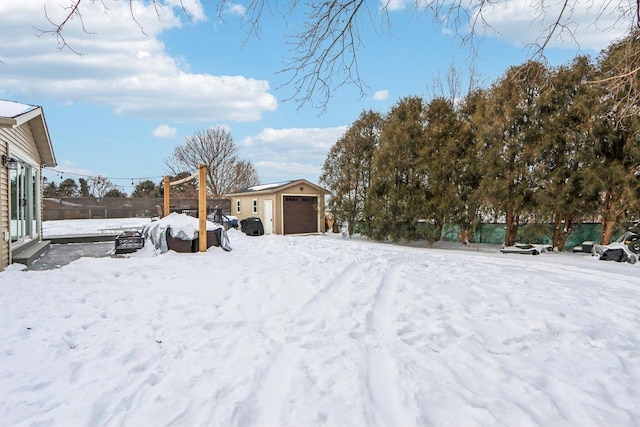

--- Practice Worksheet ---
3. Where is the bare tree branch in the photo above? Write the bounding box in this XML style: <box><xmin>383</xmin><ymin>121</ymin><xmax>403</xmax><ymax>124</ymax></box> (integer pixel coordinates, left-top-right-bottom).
<box><xmin>271</xmin><ymin>0</ymin><xmax>369</xmax><ymax>111</ymax></box>
<box><xmin>35</xmin><ymin>0</ymin><xmax>95</xmax><ymax>54</ymax></box>
<box><xmin>33</xmin><ymin>0</ymin><xmax>640</xmax><ymax>112</ymax></box>
<box><xmin>165</xmin><ymin>128</ymin><xmax>259</xmax><ymax>196</ymax></box>
<box><xmin>34</xmin><ymin>0</ymin><xmax>197</xmax><ymax>54</ymax></box>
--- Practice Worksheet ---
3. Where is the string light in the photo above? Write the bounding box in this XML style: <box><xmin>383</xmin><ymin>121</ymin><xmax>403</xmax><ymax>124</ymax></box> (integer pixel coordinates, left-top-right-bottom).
<box><xmin>43</xmin><ymin>169</ymin><xmax>171</xmax><ymax>192</ymax></box>
<box><xmin>46</xmin><ymin>168</ymin><xmax>165</xmax><ymax>183</ymax></box>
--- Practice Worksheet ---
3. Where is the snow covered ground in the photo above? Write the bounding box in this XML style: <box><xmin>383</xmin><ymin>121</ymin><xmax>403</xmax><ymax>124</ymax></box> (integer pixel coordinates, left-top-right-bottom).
<box><xmin>2</xmin><ymin>218</ymin><xmax>639</xmax><ymax>426</ymax></box>
<box><xmin>42</xmin><ymin>217</ymin><xmax>155</xmax><ymax>237</ymax></box>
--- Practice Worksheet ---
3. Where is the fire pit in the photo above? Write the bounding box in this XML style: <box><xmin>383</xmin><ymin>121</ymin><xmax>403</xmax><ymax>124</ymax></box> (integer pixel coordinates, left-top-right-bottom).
<box><xmin>114</xmin><ymin>230</ymin><xmax>145</xmax><ymax>254</ymax></box>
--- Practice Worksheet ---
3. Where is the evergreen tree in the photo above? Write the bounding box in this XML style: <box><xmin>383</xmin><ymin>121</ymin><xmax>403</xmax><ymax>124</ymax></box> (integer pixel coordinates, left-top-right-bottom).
<box><xmin>43</xmin><ymin>180</ymin><xmax>59</xmax><ymax>198</ymax></box>
<box><xmin>420</xmin><ymin>97</ymin><xmax>475</xmax><ymax>241</ymax></box>
<box><xmin>365</xmin><ymin>96</ymin><xmax>428</xmax><ymax>241</ymax></box>
<box><xmin>58</xmin><ymin>178</ymin><xmax>79</xmax><ymax>197</ymax></box>
<box><xmin>131</xmin><ymin>179</ymin><xmax>162</xmax><ymax>198</ymax></box>
<box><xmin>320</xmin><ymin>110</ymin><xmax>382</xmax><ymax>236</ymax></box>
<box><xmin>78</xmin><ymin>178</ymin><xmax>90</xmax><ymax>197</ymax></box>
<box><xmin>456</xmin><ymin>89</ymin><xmax>489</xmax><ymax>242</ymax></box>
<box><xmin>533</xmin><ymin>57</ymin><xmax>600</xmax><ymax>249</ymax></box>
<box><xmin>584</xmin><ymin>37</ymin><xmax>640</xmax><ymax>243</ymax></box>
<box><xmin>104</xmin><ymin>188</ymin><xmax>127</xmax><ymax>198</ymax></box>
<box><xmin>477</xmin><ymin>62</ymin><xmax>548</xmax><ymax>246</ymax></box>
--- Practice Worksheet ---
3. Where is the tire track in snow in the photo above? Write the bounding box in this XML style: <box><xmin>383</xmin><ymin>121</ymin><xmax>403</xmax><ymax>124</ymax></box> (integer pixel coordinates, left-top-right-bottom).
<box><xmin>230</xmin><ymin>343</ymin><xmax>301</xmax><ymax>427</ymax></box>
<box><xmin>287</xmin><ymin>254</ymin><xmax>388</xmax><ymax>341</ymax></box>
<box><xmin>230</xmin><ymin>254</ymin><xmax>386</xmax><ymax>426</ymax></box>
<box><xmin>361</xmin><ymin>258</ymin><xmax>416</xmax><ymax>427</ymax></box>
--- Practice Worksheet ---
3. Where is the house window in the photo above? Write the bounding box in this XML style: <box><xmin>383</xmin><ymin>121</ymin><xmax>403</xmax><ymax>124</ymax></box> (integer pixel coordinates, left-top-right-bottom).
<box><xmin>252</xmin><ymin>199</ymin><xmax>258</xmax><ymax>214</ymax></box>
<box><xmin>236</xmin><ymin>200</ymin><xmax>241</xmax><ymax>213</ymax></box>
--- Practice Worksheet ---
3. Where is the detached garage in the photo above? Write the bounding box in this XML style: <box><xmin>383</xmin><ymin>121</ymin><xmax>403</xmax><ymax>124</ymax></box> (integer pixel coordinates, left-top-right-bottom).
<box><xmin>227</xmin><ymin>179</ymin><xmax>328</xmax><ymax>235</ymax></box>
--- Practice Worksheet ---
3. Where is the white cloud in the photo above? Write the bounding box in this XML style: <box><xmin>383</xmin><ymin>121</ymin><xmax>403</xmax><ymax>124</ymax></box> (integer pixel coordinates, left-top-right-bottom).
<box><xmin>0</xmin><ymin>1</ymin><xmax>277</xmax><ymax>122</ymax></box>
<box><xmin>382</xmin><ymin>0</ymin><xmax>628</xmax><ymax>52</ymax></box>
<box><xmin>254</xmin><ymin>160</ymin><xmax>322</xmax><ymax>182</ymax></box>
<box><xmin>239</xmin><ymin>126</ymin><xmax>347</xmax><ymax>182</ymax></box>
<box><xmin>384</xmin><ymin>0</ymin><xmax>411</xmax><ymax>12</ymax></box>
<box><xmin>224</xmin><ymin>3</ymin><xmax>247</xmax><ymax>16</ymax></box>
<box><xmin>372</xmin><ymin>90</ymin><xmax>390</xmax><ymax>101</ymax></box>
<box><xmin>152</xmin><ymin>125</ymin><xmax>178</xmax><ymax>139</ymax></box>
<box><xmin>473</xmin><ymin>0</ymin><xmax>629</xmax><ymax>52</ymax></box>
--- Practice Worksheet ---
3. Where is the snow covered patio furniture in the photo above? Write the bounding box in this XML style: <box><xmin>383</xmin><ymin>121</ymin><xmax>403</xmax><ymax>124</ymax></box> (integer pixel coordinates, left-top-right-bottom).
<box><xmin>142</xmin><ymin>213</ymin><xmax>232</xmax><ymax>253</ymax></box>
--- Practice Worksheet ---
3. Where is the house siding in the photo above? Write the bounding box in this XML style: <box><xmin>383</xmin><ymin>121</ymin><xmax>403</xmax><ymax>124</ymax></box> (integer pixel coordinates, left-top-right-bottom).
<box><xmin>0</xmin><ymin>123</ymin><xmax>44</xmax><ymax>271</ymax></box>
<box><xmin>3</xmin><ymin>123</ymin><xmax>42</xmax><ymax>164</ymax></box>
<box><xmin>233</xmin><ymin>194</ymin><xmax>265</xmax><ymax>228</ymax></box>
<box><xmin>0</xmin><ymin>138</ymin><xmax>8</xmax><ymax>269</ymax></box>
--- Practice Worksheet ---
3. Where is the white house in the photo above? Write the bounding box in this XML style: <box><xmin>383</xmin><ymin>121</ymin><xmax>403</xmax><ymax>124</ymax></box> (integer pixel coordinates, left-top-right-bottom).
<box><xmin>0</xmin><ymin>100</ymin><xmax>56</xmax><ymax>270</ymax></box>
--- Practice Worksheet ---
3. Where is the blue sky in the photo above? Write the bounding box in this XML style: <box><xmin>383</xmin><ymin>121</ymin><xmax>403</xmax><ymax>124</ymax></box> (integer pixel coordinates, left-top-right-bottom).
<box><xmin>0</xmin><ymin>0</ymin><xmax>628</xmax><ymax>194</ymax></box>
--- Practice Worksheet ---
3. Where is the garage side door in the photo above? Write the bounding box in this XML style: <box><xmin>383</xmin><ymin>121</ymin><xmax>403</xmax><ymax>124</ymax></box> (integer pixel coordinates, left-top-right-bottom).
<box><xmin>283</xmin><ymin>196</ymin><xmax>318</xmax><ymax>234</ymax></box>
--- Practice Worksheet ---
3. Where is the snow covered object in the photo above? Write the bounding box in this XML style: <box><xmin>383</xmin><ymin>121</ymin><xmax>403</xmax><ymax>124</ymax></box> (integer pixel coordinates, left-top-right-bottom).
<box><xmin>588</xmin><ymin>231</ymin><xmax>640</xmax><ymax>264</ymax></box>
<box><xmin>500</xmin><ymin>243</ymin><xmax>553</xmax><ymax>255</ymax></box>
<box><xmin>592</xmin><ymin>241</ymin><xmax>637</xmax><ymax>264</ymax></box>
<box><xmin>617</xmin><ymin>231</ymin><xmax>640</xmax><ymax>254</ymax></box>
<box><xmin>240</xmin><ymin>217</ymin><xmax>264</xmax><ymax>236</ymax></box>
<box><xmin>142</xmin><ymin>213</ymin><xmax>232</xmax><ymax>253</ymax></box>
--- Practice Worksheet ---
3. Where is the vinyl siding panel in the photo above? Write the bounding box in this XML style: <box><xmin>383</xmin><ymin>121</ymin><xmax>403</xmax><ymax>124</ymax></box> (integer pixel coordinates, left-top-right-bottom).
<box><xmin>0</xmin><ymin>124</ymin><xmax>42</xmax><ymax>271</ymax></box>
<box><xmin>0</xmin><ymin>139</ymin><xmax>8</xmax><ymax>270</ymax></box>
<box><xmin>5</xmin><ymin>123</ymin><xmax>41</xmax><ymax>164</ymax></box>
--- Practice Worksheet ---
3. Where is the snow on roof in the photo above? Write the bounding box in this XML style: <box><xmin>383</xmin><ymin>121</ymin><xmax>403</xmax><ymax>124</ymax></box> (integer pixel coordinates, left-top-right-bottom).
<box><xmin>246</xmin><ymin>181</ymin><xmax>292</xmax><ymax>192</ymax></box>
<box><xmin>0</xmin><ymin>100</ymin><xmax>37</xmax><ymax>118</ymax></box>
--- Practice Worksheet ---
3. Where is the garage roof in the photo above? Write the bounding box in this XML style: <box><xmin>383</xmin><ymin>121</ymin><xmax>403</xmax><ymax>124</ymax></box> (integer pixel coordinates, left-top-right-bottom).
<box><xmin>0</xmin><ymin>100</ymin><xmax>57</xmax><ymax>167</ymax></box>
<box><xmin>228</xmin><ymin>179</ymin><xmax>328</xmax><ymax>196</ymax></box>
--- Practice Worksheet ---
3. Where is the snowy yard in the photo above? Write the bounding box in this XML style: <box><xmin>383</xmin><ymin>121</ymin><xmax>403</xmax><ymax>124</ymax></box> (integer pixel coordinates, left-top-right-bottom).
<box><xmin>1</xmin><ymin>219</ymin><xmax>639</xmax><ymax>426</ymax></box>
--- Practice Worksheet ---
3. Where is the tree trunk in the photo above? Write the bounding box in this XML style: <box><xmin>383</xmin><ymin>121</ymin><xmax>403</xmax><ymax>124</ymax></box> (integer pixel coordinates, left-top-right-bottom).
<box><xmin>558</xmin><ymin>215</ymin><xmax>573</xmax><ymax>251</ymax></box>
<box><xmin>601</xmin><ymin>217</ymin><xmax>617</xmax><ymax>245</ymax></box>
<box><xmin>600</xmin><ymin>188</ymin><xmax>624</xmax><ymax>245</ymax></box>
<box><xmin>552</xmin><ymin>215</ymin><xmax>562</xmax><ymax>250</ymax></box>
<box><xmin>551</xmin><ymin>213</ymin><xmax>573</xmax><ymax>251</ymax></box>
<box><xmin>459</xmin><ymin>224</ymin><xmax>470</xmax><ymax>244</ymax></box>
<box><xmin>433</xmin><ymin>219</ymin><xmax>443</xmax><ymax>242</ymax></box>
<box><xmin>505</xmin><ymin>212</ymin><xmax>518</xmax><ymax>246</ymax></box>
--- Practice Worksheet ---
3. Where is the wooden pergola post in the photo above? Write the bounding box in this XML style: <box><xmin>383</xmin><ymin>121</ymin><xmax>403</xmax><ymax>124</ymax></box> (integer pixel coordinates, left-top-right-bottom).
<box><xmin>198</xmin><ymin>164</ymin><xmax>207</xmax><ymax>252</ymax></box>
<box><xmin>163</xmin><ymin>176</ymin><xmax>170</xmax><ymax>218</ymax></box>
<box><xmin>162</xmin><ymin>168</ymin><xmax>207</xmax><ymax>252</ymax></box>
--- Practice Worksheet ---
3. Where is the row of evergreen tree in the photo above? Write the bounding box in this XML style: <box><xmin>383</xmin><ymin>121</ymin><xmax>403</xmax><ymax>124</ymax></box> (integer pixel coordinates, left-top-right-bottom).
<box><xmin>320</xmin><ymin>37</ymin><xmax>640</xmax><ymax>250</ymax></box>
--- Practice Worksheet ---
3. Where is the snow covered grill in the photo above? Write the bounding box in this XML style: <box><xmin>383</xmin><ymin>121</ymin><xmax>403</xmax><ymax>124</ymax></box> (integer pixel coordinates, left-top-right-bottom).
<box><xmin>114</xmin><ymin>230</ymin><xmax>145</xmax><ymax>254</ymax></box>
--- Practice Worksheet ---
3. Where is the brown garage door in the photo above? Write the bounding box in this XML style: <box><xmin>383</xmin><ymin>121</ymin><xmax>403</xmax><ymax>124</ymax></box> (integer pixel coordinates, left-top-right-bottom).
<box><xmin>283</xmin><ymin>196</ymin><xmax>318</xmax><ymax>234</ymax></box>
